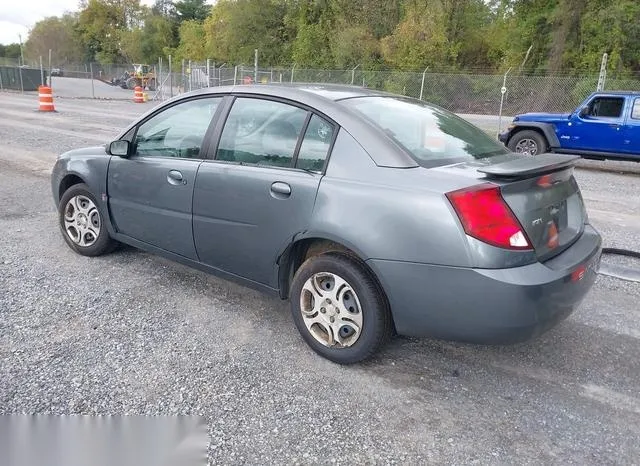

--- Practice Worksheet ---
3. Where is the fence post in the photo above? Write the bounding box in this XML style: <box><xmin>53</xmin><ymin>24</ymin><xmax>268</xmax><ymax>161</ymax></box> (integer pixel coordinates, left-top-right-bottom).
<box><xmin>158</xmin><ymin>56</ymin><xmax>162</xmax><ymax>100</ymax></box>
<box><xmin>48</xmin><ymin>49</ymin><xmax>52</xmax><ymax>86</ymax></box>
<box><xmin>18</xmin><ymin>65</ymin><xmax>24</xmax><ymax>94</ymax></box>
<box><xmin>181</xmin><ymin>59</ymin><xmax>185</xmax><ymax>93</ymax></box>
<box><xmin>90</xmin><ymin>62</ymin><xmax>95</xmax><ymax>98</ymax></box>
<box><xmin>497</xmin><ymin>67</ymin><xmax>512</xmax><ymax>138</ymax></box>
<box><xmin>169</xmin><ymin>55</ymin><xmax>173</xmax><ymax>98</ymax></box>
<box><xmin>291</xmin><ymin>65</ymin><xmax>295</xmax><ymax>83</ymax></box>
<box><xmin>351</xmin><ymin>64</ymin><xmax>360</xmax><ymax>85</ymax></box>
<box><xmin>419</xmin><ymin>67</ymin><xmax>429</xmax><ymax>100</ymax></box>
<box><xmin>234</xmin><ymin>65</ymin><xmax>238</xmax><ymax>85</ymax></box>
<box><xmin>597</xmin><ymin>53</ymin><xmax>608</xmax><ymax>91</ymax></box>
<box><xmin>40</xmin><ymin>56</ymin><xmax>44</xmax><ymax>86</ymax></box>
<box><xmin>254</xmin><ymin>49</ymin><xmax>258</xmax><ymax>83</ymax></box>
<box><xmin>206</xmin><ymin>58</ymin><xmax>210</xmax><ymax>87</ymax></box>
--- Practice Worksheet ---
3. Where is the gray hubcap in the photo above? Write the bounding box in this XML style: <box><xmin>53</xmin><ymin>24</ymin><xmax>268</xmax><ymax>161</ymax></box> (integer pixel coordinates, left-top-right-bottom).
<box><xmin>63</xmin><ymin>195</ymin><xmax>101</xmax><ymax>247</ymax></box>
<box><xmin>514</xmin><ymin>138</ymin><xmax>538</xmax><ymax>155</ymax></box>
<box><xmin>300</xmin><ymin>272</ymin><xmax>363</xmax><ymax>348</ymax></box>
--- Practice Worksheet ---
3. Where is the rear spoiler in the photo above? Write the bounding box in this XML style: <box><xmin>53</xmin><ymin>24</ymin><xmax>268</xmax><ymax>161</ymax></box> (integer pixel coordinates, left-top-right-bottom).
<box><xmin>478</xmin><ymin>153</ymin><xmax>580</xmax><ymax>179</ymax></box>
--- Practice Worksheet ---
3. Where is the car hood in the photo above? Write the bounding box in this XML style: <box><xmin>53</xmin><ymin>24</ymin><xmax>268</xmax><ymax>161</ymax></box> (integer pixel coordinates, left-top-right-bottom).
<box><xmin>59</xmin><ymin>145</ymin><xmax>108</xmax><ymax>159</ymax></box>
<box><xmin>514</xmin><ymin>112</ymin><xmax>570</xmax><ymax>123</ymax></box>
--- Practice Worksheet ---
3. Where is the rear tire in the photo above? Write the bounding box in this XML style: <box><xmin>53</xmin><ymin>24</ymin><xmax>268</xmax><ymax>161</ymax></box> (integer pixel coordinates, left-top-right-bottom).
<box><xmin>507</xmin><ymin>130</ymin><xmax>548</xmax><ymax>156</ymax></box>
<box><xmin>58</xmin><ymin>183</ymin><xmax>117</xmax><ymax>257</ymax></box>
<box><xmin>290</xmin><ymin>252</ymin><xmax>392</xmax><ymax>364</ymax></box>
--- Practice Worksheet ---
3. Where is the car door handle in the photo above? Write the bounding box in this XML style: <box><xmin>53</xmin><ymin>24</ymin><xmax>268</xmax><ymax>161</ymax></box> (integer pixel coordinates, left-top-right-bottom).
<box><xmin>167</xmin><ymin>170</ymin><xmax>185</xmax><ymax>185</ymax></box>
<box><xmin>270</xmin><ymin>181</ymin><xmax>291</xmax><ymax>197</ymax></box>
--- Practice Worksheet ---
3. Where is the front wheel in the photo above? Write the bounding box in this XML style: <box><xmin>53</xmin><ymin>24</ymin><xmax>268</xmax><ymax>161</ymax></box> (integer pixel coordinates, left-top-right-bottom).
<box><xmin>290</xmin><ymin>253</ymin><xmax>392</xmax><ymax>364</ymax></box>
<box><xmin>507</xmin><ymin>130</ymin><xmax>548</xmax><ymax>156</ymax></box>
<box><xmin>58</xmin><ymin>183</ymin><xmax>117</xmax><ymax>256</ymax></box>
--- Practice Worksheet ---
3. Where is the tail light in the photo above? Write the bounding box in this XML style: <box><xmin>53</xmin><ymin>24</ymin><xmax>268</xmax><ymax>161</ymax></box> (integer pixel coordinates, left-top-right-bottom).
<box><xmin>446</xmin><ymin>183</ymin><xmax>532</xmax><ymax>250</ymax></box>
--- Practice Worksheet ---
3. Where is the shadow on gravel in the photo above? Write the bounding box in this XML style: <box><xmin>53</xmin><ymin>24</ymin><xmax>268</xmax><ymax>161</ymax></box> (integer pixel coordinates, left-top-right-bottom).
<box><xmin>360</xmin><ymin>320</ymin><xmax>640</xmax><ymax>397</ymax></box>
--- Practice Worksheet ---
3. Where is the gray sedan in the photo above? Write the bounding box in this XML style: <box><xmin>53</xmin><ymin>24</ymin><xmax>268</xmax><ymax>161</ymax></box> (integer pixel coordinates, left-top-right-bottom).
<box><xmin>51</xmin><ymin>84</ymin><xmax>602</xmax><ymax>364</ymax></box>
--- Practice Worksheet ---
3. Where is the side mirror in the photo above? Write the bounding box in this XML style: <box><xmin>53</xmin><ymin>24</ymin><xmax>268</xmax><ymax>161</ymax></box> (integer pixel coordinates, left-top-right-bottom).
<box><xmin>108</xmin><ymin>140</ymin><xmax>130</xmax><ymax>157</ymax></box>
<box><xmin>578</xmin><ymin>106</ymin><xmax>589</xmax><ymax>118</ymax></box>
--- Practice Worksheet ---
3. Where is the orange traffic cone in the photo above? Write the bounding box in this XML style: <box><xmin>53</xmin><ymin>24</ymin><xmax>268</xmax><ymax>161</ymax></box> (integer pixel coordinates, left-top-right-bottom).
<box><xmin>133</xmin><ymin>86</ymin><xmax>144</xmax><ymax>103</ymax></box>
<box><xmin>38</xmin><ymin>85</ymin><xmax>55</xmax><ymax>112</ymax></box>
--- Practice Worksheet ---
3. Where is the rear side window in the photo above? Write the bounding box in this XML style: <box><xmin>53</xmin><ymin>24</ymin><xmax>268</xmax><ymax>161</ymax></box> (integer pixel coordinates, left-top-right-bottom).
<box><xmin>296</xmin><ymin>114</ymin><xmax>334</xmax><ymax>172</ymax></box>
<box><xmin>340</xmin><ymin>96</ymin><xmax>508</xmax><ymax>167</ymax></box>
<box><xmin>632</xmin><ymin>98</ymin><xmax>640</xmax><ymax>120</ymax></box>
<box><xmin>586</xmin><ymin>97</ymin><xmax>624</xmax><ymax>118</ymax></box>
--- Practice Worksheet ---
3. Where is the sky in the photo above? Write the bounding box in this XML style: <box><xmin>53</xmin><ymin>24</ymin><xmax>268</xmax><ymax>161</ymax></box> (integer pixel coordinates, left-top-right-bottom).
<box><xmin>0</xmin><ymin>0</ymin><xmax>155</xmax><ymax>45</ymax></box>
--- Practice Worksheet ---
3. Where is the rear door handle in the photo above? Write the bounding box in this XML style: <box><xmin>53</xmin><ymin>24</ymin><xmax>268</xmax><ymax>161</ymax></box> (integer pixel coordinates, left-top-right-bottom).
<box><xmin>270</xmin><ymin>181</ymin><xmax>291</xmax><ymax>197</ymax></box>
<box><xmin>167</xmin><ymin>170</ymin><xmax>185</xmax><ymax>185</ymax></box>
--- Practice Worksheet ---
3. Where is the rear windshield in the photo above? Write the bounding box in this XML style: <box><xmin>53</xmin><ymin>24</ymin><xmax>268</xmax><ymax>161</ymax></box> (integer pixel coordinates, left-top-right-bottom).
<box><xmin>339</xmin><ymin>96</ymin><xmax>508</xmax><ymax>167</ymax></box>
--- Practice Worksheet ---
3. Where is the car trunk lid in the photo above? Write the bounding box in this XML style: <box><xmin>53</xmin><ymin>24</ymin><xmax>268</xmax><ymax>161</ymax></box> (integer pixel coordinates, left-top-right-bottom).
<box><xmin>439</xmin><ymin>153</ymin><xmax>586</xmax><ymax>261</ymax></box>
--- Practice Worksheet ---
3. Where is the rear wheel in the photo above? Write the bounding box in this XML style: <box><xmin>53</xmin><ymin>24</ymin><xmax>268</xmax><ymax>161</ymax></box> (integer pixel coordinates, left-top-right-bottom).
<box><xmin>58</xmin><ymin>183</ymin><xmax>117</xmax><ymax>257</ymax></box>
<box><xmin>126</xmin><ymin>77</ymin><xmax>139</xmax><ymax>90</ymax></box>
<box><xmin>508</xmin><ymin>130</ymin><xmax>548</xmax><ymax>156</ymax></box>
<box><xmin>290</xmin><ymin>253</ymin><xmax>392</xmax><ymax>364</ymax></box>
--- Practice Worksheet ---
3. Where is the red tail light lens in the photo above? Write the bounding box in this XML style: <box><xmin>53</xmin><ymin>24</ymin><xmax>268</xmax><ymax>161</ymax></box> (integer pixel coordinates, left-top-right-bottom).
<box><xmin>446</xmin><ymin>183</ymin><xmax>532</xmax><ymax>250</ymax></box>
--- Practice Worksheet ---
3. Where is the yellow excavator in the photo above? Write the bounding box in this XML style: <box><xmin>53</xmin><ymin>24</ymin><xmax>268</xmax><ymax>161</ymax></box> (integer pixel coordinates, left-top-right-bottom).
<box><xmin>118</xmin><ymin>64</ymin><xmax>156</xmax><ymax>91</ymax></box>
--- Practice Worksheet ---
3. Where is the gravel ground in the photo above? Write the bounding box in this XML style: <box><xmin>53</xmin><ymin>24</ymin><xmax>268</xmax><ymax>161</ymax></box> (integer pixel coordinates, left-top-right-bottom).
<box><xmin>1</xmin><ymin>92</ymin><xmax>639</xmax><ymax>464</ymax></box>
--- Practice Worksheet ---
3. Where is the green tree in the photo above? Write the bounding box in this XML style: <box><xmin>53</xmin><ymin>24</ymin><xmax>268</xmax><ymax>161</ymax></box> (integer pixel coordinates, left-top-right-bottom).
<box><xmin>176</xmin><ymin>19</ymin><xmax>207</xmax><ymax>61</ymax></box>
<box><xmin>175</xmin><ymin>0</ymin><xmax>211</xmax><ymax>22</ymax></box>
<box><xmin>291</xmin><ymin>0</ymin><xmax>336</xmax><ymax>67</ymax></box>
<box><xmin>76</xmin><ymin>0</ymin><xmax>144</xmax><ymax>63</ymax></box>
<box><xmin>0</xmin><ymin>43</ymin><xmax>22</xmax><ymax>59</ymax></box>
<box><xmin>380</xmin><ymin>1</ymin><xmax>449</xmax><ymax>70</ymax></box>
<box><xmin>204</xmin><ymin>0</ymin><xmax>292</xmax><ymax>65</ymax></box>
<box><xmin>24</xmin><ymin>14</ymin><xmax>84</xmax><ymax>65</ymax></box>
<box><xmin>121</xmin><ymin>12</ymin><xmax>175</xmax><ymax>62</ymax></box>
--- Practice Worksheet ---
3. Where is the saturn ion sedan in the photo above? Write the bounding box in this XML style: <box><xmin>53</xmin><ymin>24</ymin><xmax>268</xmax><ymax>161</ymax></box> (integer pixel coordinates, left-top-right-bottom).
<box><xmin>51</xmin><ymin>84</ymin><xmax>602</xmax><ymax>364</ymax></box>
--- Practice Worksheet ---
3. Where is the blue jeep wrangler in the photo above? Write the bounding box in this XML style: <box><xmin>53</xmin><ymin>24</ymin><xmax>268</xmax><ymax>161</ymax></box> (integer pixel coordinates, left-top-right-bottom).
<box><xmin>499</xmin><ymin>91</ymin><xmax>640</xmax><ymax>161</ymax></box>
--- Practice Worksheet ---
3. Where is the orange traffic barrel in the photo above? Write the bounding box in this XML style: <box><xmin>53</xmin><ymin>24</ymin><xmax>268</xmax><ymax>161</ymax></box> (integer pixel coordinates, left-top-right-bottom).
<box><xmin>133</xmin><ymin>86</ymin><xmax>144</xmax><ymax>103</ymax></box>
<box><xmin>38</xmin><ymin>85</ymin><xmax>55</xmax><ymax>112</ymax></box>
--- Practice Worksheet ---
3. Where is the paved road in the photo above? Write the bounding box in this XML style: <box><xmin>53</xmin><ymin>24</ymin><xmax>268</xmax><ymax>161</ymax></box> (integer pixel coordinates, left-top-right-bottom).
<box><xmin>0</xmin><ymin>93</ymin><xmax>639</xmax><ymax>464</ymax></box>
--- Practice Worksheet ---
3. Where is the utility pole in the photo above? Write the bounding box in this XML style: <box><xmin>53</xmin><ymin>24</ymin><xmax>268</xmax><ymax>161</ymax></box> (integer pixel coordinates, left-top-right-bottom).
<box><xmin>18</xmin><ymin>33</ymin><xmax>24</xmax><ymax>66</ymax></box>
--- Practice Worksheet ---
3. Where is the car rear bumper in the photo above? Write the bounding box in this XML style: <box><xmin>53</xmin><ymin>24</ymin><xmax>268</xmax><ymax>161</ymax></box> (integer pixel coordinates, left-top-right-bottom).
<box><xmin>367</xmin><ymin>224</ymin><xmax>602</xmax><ymax>344</ymax></box>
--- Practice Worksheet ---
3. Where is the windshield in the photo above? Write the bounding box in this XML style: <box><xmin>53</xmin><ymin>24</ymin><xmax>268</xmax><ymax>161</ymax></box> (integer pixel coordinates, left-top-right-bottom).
<box><xmin>339</xmin><ymin>96</ymin><xmax>508</xmax><ymax>167</ymax></box>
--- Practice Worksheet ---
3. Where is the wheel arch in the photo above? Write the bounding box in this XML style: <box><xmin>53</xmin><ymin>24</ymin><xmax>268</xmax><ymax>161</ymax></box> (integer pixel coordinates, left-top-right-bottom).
<box><xmin>57</xmin><ymin>173</ymin><xmax>86</xmax><ymax>206</ymax></box>
<box><xmin>509</xmin><ymin>122</ymin><xmax>559</xmax><ymax>148</ymax></box>
<box><xmin>277</xmin><ymin>235</ymin><xmax>375</xmax><ymax>299</ymax></box>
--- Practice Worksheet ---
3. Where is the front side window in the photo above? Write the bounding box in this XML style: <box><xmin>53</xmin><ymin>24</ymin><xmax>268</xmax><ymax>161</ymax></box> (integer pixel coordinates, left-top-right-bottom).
<box><xmin>586</xmin><ymin>97</ymin><xmax>624</xmax><ymax>118</ymax></box>
<box><xmin>296</xmin><ymin>114</ymin><xmax>334</xmax><ymax>172</ymax></box>
<box><xmin>134</xmin><ymin>97</ymin><xmax>222</xmax><ymax>158</ymax></box>
<box><xmin>340</xmin><ymin>96</ymin><xmax>508</xmax><ymax>167</ymax></box>
<box><xmin>216</xmin><ymin>98</ymin><xmax>308</xmax><ymax>168</ymax></box>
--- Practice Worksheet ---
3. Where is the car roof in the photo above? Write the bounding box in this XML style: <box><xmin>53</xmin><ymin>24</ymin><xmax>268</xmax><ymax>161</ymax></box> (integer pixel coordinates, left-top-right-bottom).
<box><xmin>590</xmin><ymin>90</ymin><xmax>640</xmax><ymax>96</ymax></box>
<box><xmin>186</xmin><ymin>82</ymin><xmax>392</xmax><ymax>101</ymax></box>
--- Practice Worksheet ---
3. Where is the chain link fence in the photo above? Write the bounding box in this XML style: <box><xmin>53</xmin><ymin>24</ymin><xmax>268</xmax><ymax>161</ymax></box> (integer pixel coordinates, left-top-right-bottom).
<box><xmin>2</xmin><ymin>55</ymin><xmax>640</xmax><ymax>117</ymax></box>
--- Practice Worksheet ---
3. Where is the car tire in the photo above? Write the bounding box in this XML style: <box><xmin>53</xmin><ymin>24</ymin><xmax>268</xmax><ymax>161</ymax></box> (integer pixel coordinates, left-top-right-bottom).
<box><xmin>290</xmin><ymin>252</ymin><xmax>392</xmax><ymax>364</ymax></box>
<box><xmin>507</xmin><ymin>129</ymin><xmax>548</xmax><ymax>156</ymax></box>
<box><xmin>58</xmin><ymin>183</ymin><xmax>117</xmax><ymax>257</ymax></box>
